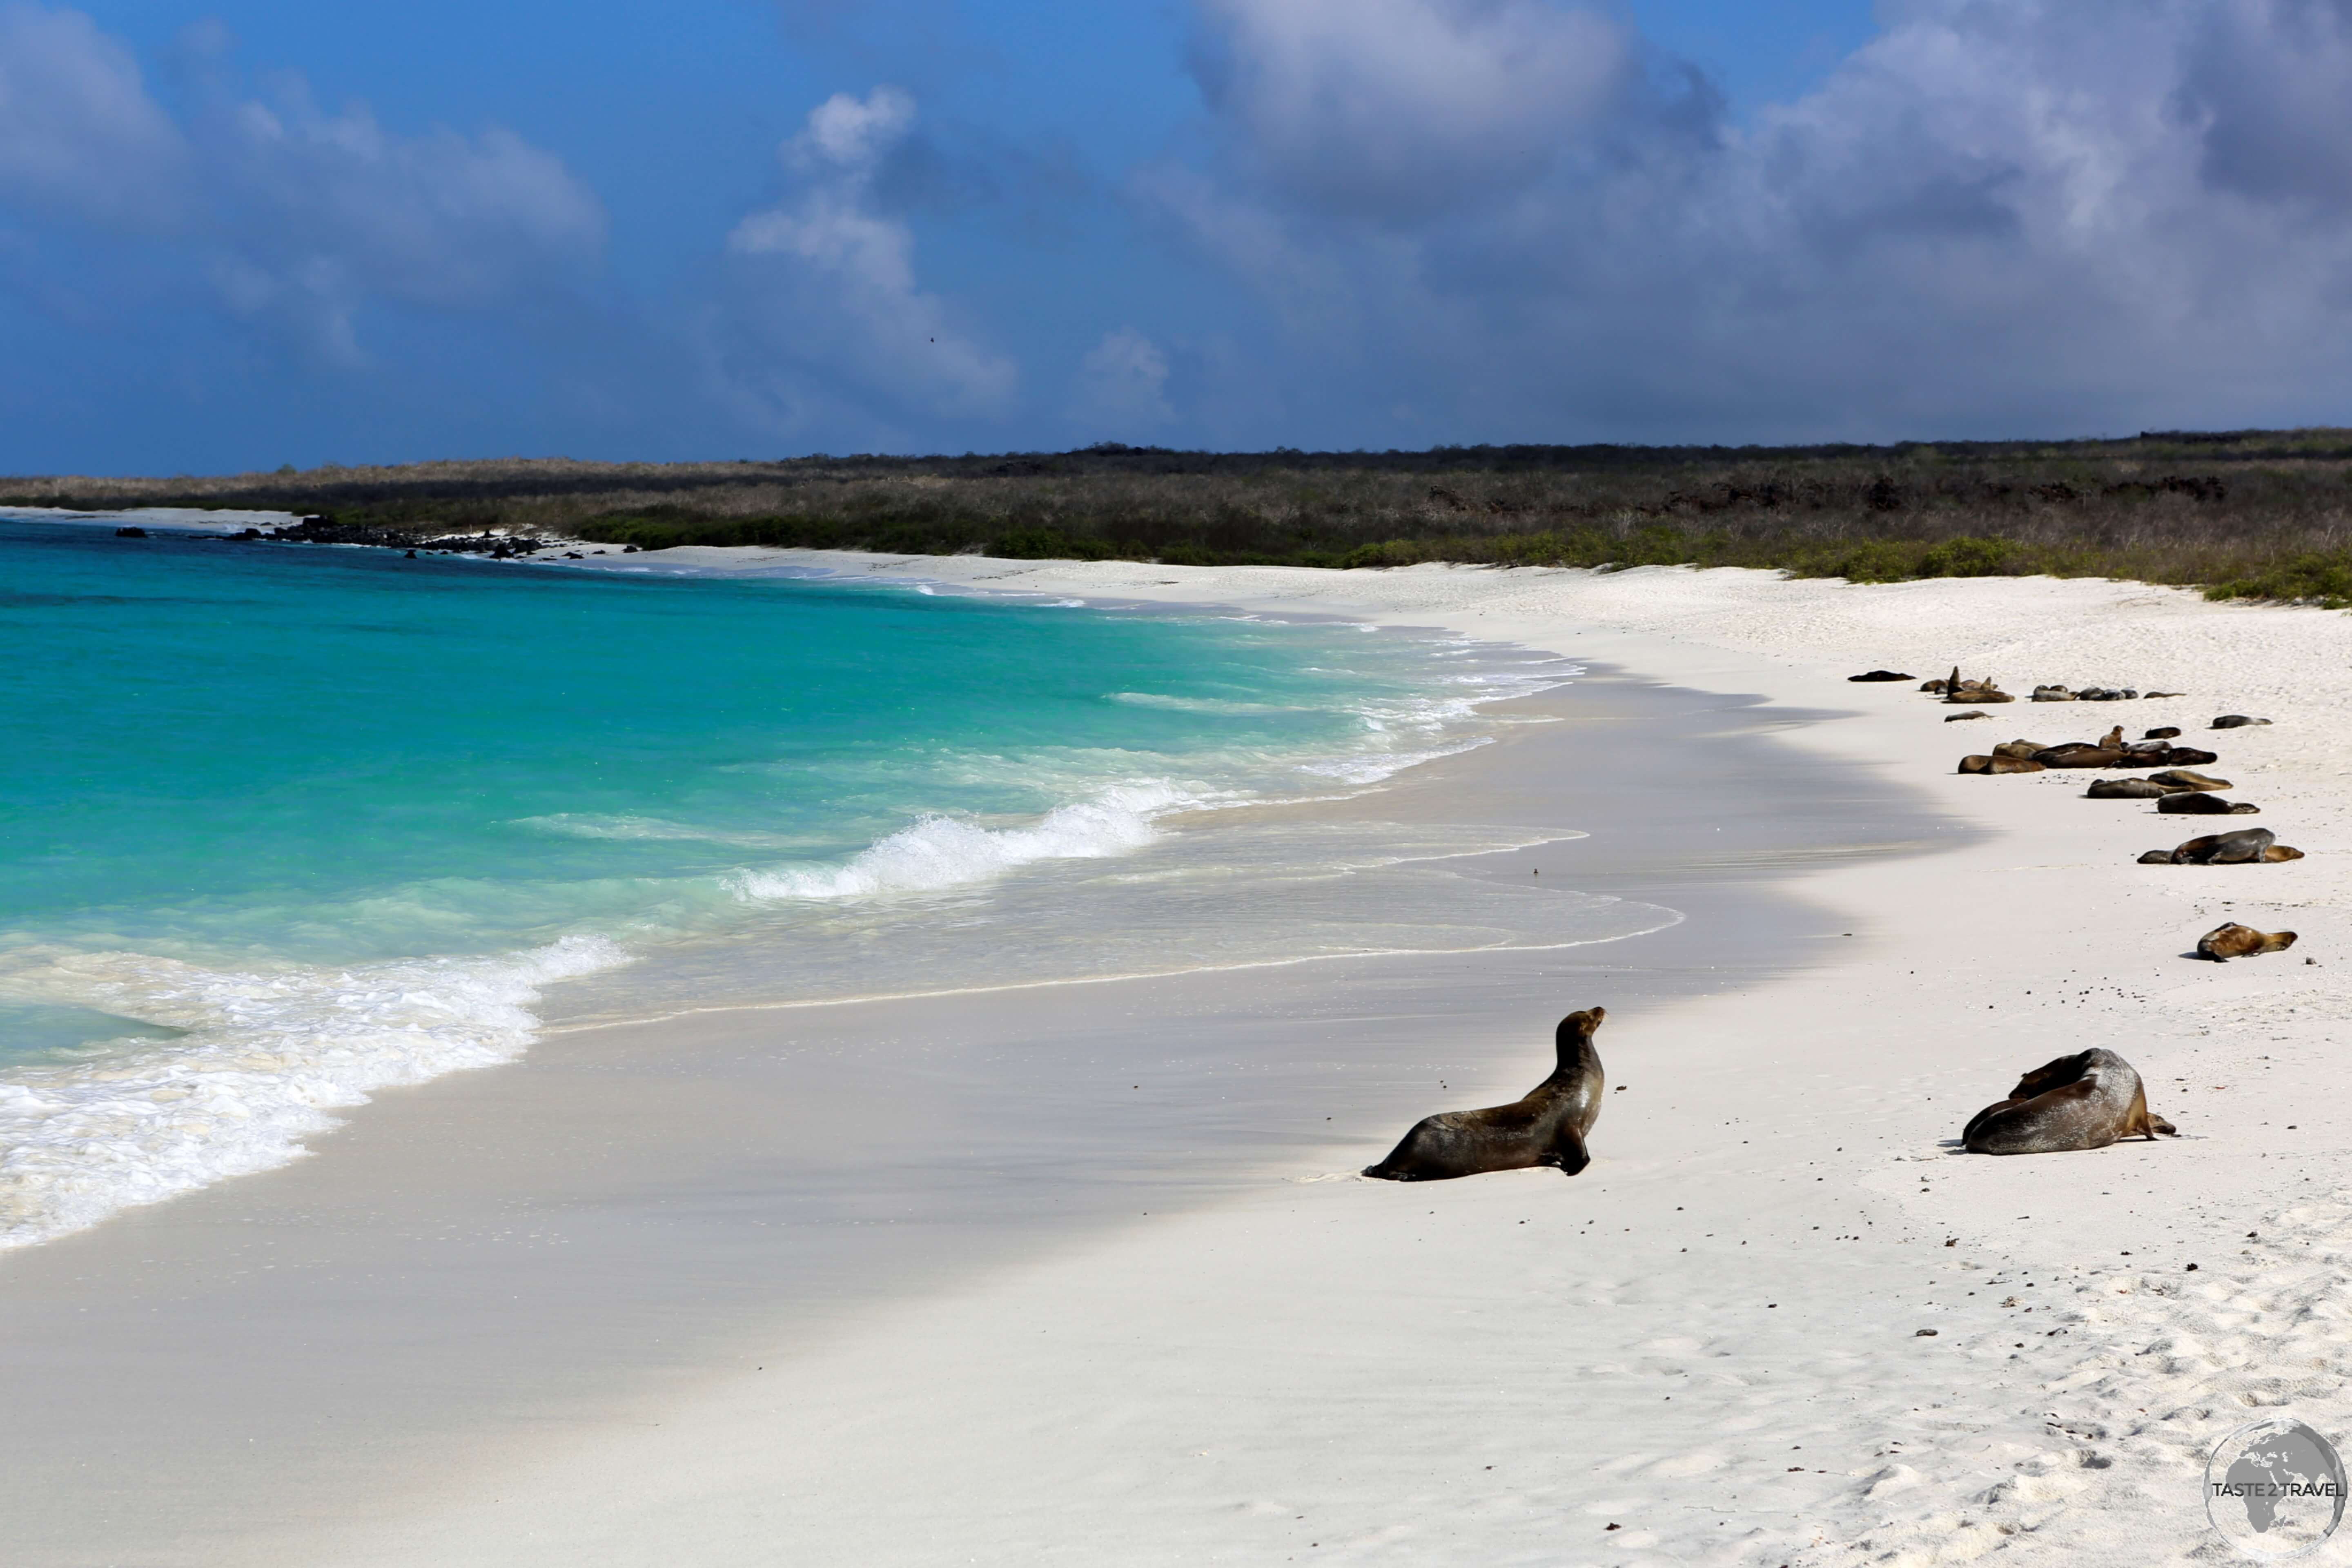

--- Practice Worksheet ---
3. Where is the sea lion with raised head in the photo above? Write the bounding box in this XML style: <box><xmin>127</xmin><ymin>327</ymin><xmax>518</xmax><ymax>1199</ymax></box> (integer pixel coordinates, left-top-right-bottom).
<box><xmin>1363</xmin><ymin>1008</ymin><xmax>1606</xmax><ymax>1182</ymax></box>
<box><xmin>2198</xmin><ymin>923</ymin><xmax>2299</xmax><ymax>961</ymax></box>
<box><xmin>1962</xmin><ymin>1049</ymin><xmax>2177</xmax><ymax>1154</ymax></box>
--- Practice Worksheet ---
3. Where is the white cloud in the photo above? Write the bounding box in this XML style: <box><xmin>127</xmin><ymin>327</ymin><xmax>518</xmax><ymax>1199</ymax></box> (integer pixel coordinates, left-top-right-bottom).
<box><xmin>1070</xmin><ymin>327</ymin><xmax>1175</xmax><ymax>428</ymax></box>
<box><xmin>1158</xmin><ymin>0</ymin><xmax>2352</xmax><ymax>439</ymax></box>
<box><xmin>1192</xmin><ymin>0</ymin><xmax>1631</xmax><ymax>220</ymax></box>
<box><xmin>722</xmin><ymin>87</ymin><xmax>1017</xmax><ymax>426</ymax></box>
<box><xmin>0</xmin><ymin>4</ymin><xmax>189</xmax><ymax>229</ymax></box>
<box><xmin>0</xmin><ymin>6</ymin><xmax>604</xmax><ymax>364</ymax></box>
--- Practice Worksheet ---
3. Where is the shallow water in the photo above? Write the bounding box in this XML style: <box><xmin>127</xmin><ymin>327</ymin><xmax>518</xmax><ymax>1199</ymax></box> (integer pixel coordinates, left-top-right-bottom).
<box><xmin>0</xmin><ymin>520</ymin><xmax>1664</xmax><ymax>1247</ymax></box>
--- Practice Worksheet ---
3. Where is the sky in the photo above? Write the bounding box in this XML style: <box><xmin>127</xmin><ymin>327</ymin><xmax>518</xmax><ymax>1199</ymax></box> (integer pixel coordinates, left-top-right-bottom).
<box><xmin>2</xmin><ymin>0</ymin><xmax>2350</xmax><ymax>472</ymax></box>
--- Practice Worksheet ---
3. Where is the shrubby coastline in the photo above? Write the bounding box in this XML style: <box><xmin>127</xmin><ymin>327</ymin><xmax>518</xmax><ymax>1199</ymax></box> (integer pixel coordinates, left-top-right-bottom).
<box><xmin>15</xmin><ymin>428</ymin><xmax>2352</xmax><ymax>603</ymax></box>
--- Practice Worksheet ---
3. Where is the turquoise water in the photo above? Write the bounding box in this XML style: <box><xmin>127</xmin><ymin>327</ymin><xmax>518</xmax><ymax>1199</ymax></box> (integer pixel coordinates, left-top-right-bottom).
<box><xmin>0</xmin><ymin>518</ymin><xmax>1663</xmax><ymax>1248</ymax></box>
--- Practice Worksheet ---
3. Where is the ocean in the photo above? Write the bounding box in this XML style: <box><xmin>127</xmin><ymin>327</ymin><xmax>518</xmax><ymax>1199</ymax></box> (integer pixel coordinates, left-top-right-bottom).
<box><xmin>0</xmin><ymin>517</ymin><xmax>1675</xmax><ymax>1250</ymax></box>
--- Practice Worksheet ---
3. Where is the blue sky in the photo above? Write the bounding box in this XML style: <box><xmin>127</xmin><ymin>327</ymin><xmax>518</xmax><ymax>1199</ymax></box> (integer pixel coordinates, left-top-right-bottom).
<box><xmin>4</xmin><ymin>0</ymin><xmax>2351</xmax><ymax>472</ymax></box>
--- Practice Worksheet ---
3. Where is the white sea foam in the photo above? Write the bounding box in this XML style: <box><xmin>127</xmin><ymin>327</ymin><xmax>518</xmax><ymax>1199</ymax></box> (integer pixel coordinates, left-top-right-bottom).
<box><xmin>0</xmin><ymin>935</ymin><xmax>626</xmax><ymax>1251</ymax></box>
<box><xmin>1107</xmin><ymin>692</ymin><xmax>1314</xmax><ymax>715</ymax></box>
<box><xmin>729</xmin><ymin>783</ymin><xmax>1201</xmax><ymax>902</ymax></box>
<box><xmin>514</xmin><ymin>813</ymin><xmax>827</xmax><ymax>850</ymax></box>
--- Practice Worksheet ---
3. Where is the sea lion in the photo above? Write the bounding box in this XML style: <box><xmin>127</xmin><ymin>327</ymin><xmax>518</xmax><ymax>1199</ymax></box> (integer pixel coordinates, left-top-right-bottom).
<box><xmin>1958</xmin><ymin>754</ymin><xmax>2045</xmax><ymax>774</ymax></box>
<box><xmin>2197</xmin><ymin>922</ymin><xmax>2299</xmax><ymax>961</ymax></box>
<box><xmin>1849</xmin><ymin>670</ymin><xmax>1914</xmax><ymax>682</ymax></box>
<box><xmin>2212</xmin><ymin>715</ymin><xmax>2272</xmax><ymax>729</ymax></box>
<box><xmin>1963</xmin><ymin>1049</ymin><xmax>2176</xmax><ymax>1154</ymax></box>
<box><xmin>2086</xmin><ymin>777</ymin><xmax>2181</xmax><ymax>799</ymax></box>
<box><xmin>2159</xmin><ymin>746</ymin><xmax>2220</xmax><ymax>766</ymax></box>
<box><xmin>2031</xmin><ymin>685</ymin><xmax>2076</xmax><ymax>702</ymax></box>
<box><xmin>1944</xmin><ymin>710</ymin><xmax>1989</xmax><ymax>722</ymax></box>
<box><xmin>2140</xmin><ymin>828</ymin><xmax>2302</xmax><ymax>864</ymax></box>
<box><xmin>2157</xmin><ymin>791</ymin><xmax>2259</xmax><ymax>815</ymax></box>
<box><xmin>2149</xmin><ymin>768</ymin><xmax>2229</xmax><ymax>790</ymax></box>
<box><xmin>1991</xmin><ymin>739</ymin><xmax>2050</xmax><ymax>760</ymax></box>
<box><xmin>2145</xmin><ymin>690</ymin><xmax>2185</xmax><ymax>699</ymax></box>
<box><xmin>2032</xmin><ymin>744</ymin><xmax>2126</xmax><ymax>768</ymax></box>
<box><xmin>2144</xmin><ymin>727</ymin><xmax>2182</xmax><ymax>740</ymax></box>
<box><xmin>1363</xmin><ymin>1008</ymin><xmax>1606</xmax><ymax>1182</ymax></box>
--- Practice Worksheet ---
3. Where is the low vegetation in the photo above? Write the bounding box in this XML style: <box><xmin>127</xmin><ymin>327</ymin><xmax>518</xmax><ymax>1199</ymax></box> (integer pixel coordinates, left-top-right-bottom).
<box><xmin>16</xmin><ymin>430</ymin><xmax>2352</xmax><ymax>605</ymax></box>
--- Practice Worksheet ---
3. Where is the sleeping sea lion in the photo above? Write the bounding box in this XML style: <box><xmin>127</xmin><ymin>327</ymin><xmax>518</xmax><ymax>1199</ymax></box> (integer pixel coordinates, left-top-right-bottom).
<box><xmin>2138</xmin><ymin>828</ymin><xmax>2302</xmax><ymax>864</ymax></box>
<box><xmin>2149</xmin><ymin>769</ymin><xmax>2229</xmax><ymax>790</ymax></box>
<box><xmin>2157</xmin><ymin>792</ymin><xmax>2259</xmax><ymax>815</ymax></box>
<box><xmin>2197</xmin><ymin>923</ymin><xmax>2298</xmax><ymax>961</ymax></box>
<box><xmin>2031</xmin><ymin>685</ymin><xmax>2076</xmax><ymax>702</ymax></box>
<box><xmin>1363</xmin><ymin>1008</ymin><xmax>1606</xmax><ymax>1182</ymax></box>
<box><xmin>1962</xmin><ymin>1049</ymin><xmax>2176</xmax><ymax>1154</ymax></box>
<box><xmin>1849</xmin><ymin>670</ymin><xmax>1914</xmax><ymax>682</ymax></box>
<box><xmin>2160</xmin><ymin>746</ymin><xmax>2221</xmax><ymax>766</ymax></box>
<box><xmin>2144</xmin><ymin>727</ymin><xmax>2182</xmax><ymax>740</ymax></box>
<box><xmin>2086</xmin><ymin>777</ymin><xmax>2180</xmax><ymax>799</ymax></box>
<box><xmin>1991</xmin><ymin>739</ymin><xmax>2050</xmax><ymax>760</ymax></box>
<box><xmin>2032</xmin><ymin>744</ymin><xmax>2125</xmax><ymax>768</ymax></box>
<box><xmin>2212</xmin><ymin>715</ymin><xmax>2272</xmax><ymax>729</ymax></box>
<box><xmin>1958</xmin><ymin>754</ymin><xmax>2045</xmax><ymax>774</ymax></box>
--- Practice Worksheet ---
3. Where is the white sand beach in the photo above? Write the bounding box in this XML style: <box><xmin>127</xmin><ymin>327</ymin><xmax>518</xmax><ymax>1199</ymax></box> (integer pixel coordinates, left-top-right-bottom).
<box><xmin>16</xmin><ymin>557</ymin><xmax>2352</xmax><ymax>1565</ymax></box>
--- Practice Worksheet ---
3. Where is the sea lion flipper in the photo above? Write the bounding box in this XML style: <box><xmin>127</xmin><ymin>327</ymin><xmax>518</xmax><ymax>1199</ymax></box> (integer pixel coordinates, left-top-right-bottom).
<box><xmin>2147</xmin><ymin>1114</ymin><xmax>2178</xmax><ymax>1138</ymax></box>
<box><xmin>1550</xmin><ymin>1123</ymin><xmax>1592</xmax><ymax>1177</ymax></box>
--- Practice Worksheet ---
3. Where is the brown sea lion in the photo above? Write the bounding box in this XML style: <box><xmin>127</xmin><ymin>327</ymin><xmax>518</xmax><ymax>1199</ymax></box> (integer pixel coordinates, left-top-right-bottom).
<box><xmin>2197</xmin><ymin>923</ymin><xmax>2299</xmax><ymax>961</ymax></box>
<box><xmin>1849</xmin><ymin>670</ymin><xmax>1914</xmax><ymax>682</ymax></box>
<box><xmin>2212</xmin><ymin>715</ymin><xmax>2272</xmax><ymax>729</ymax></box>
<box><xmin>2145</xmin><ymin>690</ymin><xmax>2185</xmax><ymax>699</ymax></box>
<box><xmin>2031</xmin><ymin>685</ymin><xmax>2077</xmax><ymax>702</ymax></box>
<box><xmin>1962</xmin><ymin>1049</ymin><xmax>2176</xmax><ymax>1155</ymax></box>
<box><xmin>1991</xmin><ymin>739</ymin><xmax>2050</xmax><ymax>760</ymax></box>
<box><xmin>2140</xmin><ymin>828</ymin><xmax>2302</xmax><ymax>864</ymax></box>
<box><xmin>1363</xmin><ymin>1008</ymin><xmax>1606</xmax><ymax>1182</ymax></box>
<box><xmin>1958</xmin><ymin>754</ymin><xmax>2045</xmax><ymax>774</ymax></box>
<box><xmin>2149</xmin><ymin>769</ymin><xmax>2229</xmax><ymax>790</ymax></box>
<box><xmin>2086</xmin><ymin>777</ymin><xmax>2182</xmax><ymax>799</ymax></box>
<box><xmin>1944</xmin><ymin>710</ymin><xmax>1989</xmax><ymax>722</ymax></box>
<box><xmin>2158</xmin><ymin>792</ymin><xmax>2260</xmax><ymax>815</ymax></box>
<box><xmin>2144</xmin><ymin>727</ymin><xmax>2182</xmax><ymax>740</ymax></box>
<box><xmin>2032</xmin><ymin>744</ymin><xmax>2126</xmax><ymax>768</ymax></box>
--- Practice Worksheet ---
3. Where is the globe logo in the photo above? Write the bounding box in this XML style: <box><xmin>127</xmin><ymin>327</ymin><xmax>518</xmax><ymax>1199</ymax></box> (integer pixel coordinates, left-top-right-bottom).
<box><xmin>2207</xmin><ymin>1417</ymin><xmax>2347</xmax><ymax>1559</ymax></box>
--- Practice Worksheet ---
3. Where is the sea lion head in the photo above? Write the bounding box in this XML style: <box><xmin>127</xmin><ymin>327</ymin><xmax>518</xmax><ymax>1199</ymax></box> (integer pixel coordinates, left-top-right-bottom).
<box><xmin>1557</xmin><ymin>1006</ymin><xmax>1606</xmax><ymax>1042</ymax></box>
<box><xmin>2265</xmin><ymin>844</ymin><xmax>2307</xmax><ymax>862</ymax></box>
<box><xmin>2006</xmin><ymin>1050</ymin><xmax>2096</xmax><ymax>1102</ymax></box>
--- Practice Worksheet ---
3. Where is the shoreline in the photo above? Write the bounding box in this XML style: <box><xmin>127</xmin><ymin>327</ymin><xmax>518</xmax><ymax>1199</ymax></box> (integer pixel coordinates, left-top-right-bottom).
<box><xmin>12</xmin><ymin>551</ymin><xmax>2352</xmax><ymax>1563</ymax></box>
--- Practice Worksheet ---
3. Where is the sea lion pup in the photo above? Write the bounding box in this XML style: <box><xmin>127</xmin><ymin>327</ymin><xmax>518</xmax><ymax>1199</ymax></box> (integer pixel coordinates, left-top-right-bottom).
<box><xmin>1849</xmin><ymin>669</ymin><xmax>1914</xmax><ymax>682</ymax></box>
<box><xmin>2150</xmin><ymin>768</ymin><xmax>2229</xmax><ymax>790</ymax></box>
<box><xmin>2212</xmin><ymin>715</ymin><xmax>2273</xmax><ymax>728</ymax></box>
<box><xmin>2198</xmin><ymin>922</ymin><xmax>2299</xmax><ymax>961</ymax></box>
<box><xmin>2144</xmin><ymin>727</ymin><xmax>2182</xmax><ymax>740</ymax></box>
<box><xmin>1958</xmin><ymin>754</ymin><xmax>2045</xmax><ymax>774</ymax></box>
<box><xmin>2158</xmin><ymin>791</ymin><xmax>2259</xmax><ymax>815</ymax></box>
<box><xmin>1963</xmin><ymin>1049</ymin><xmax>2177</xmax><ymax>1154</ymax></box>
<box><xmin>1363</xmin><ymin>1008</ymin><xmax>1606</xmax><ymax>1182</ymax></box>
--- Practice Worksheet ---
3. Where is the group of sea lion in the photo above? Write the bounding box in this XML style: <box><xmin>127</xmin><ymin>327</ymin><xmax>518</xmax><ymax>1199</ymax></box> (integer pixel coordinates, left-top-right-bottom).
<box><xmin>1360</xmin><ymin>1012</ymin><xmax>2183</xmax><ymax>1180</ymax></box>
<box><xmin>1360</xmin><ymin>677</ymin><xmax>2300</xmax><ymax>1183</ymax></box>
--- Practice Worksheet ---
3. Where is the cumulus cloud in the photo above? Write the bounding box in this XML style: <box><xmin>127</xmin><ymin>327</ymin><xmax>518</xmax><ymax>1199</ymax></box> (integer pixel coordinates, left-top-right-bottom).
<box><xmin>1159</xmin><ymin>0</ymin><xmax>2352</xmax><ymax>440</ymax></box>
<box><xmin>1070</xmin><ymin>327</ymin><xmax>1176</xmax><ymax>429</ymax></box>
<box><xmin>721</xmin><ymin>87</ymin><xmax>1017</xmax><ymax>429</ymax></box>
<box><xmin>0</xmin><ymin>5</ymin><xmax>604</xmax><ymax>365</ymax></box>
<box><xmin>1190</xmin><ymin>0</ymin><xmax>1632</xmax><ymax>220</ymax></box>
<box><xmin>0</xmin><ymin>4</ymin><xmax>189</xmax><ymax>228</ymax></box>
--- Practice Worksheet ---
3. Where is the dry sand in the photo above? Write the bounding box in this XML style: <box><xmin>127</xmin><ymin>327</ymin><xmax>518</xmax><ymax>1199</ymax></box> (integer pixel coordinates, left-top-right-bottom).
<box><xmin>282</xmin><ymin>556</ymin><xmax>2352</xmax><ymax>1566</ymax></box>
